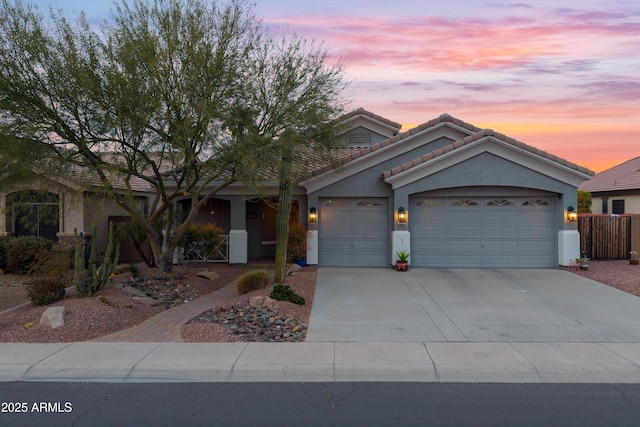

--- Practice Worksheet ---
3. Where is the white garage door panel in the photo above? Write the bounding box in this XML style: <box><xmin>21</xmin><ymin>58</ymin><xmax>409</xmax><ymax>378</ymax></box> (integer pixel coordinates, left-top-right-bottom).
<box><xmin>319</xmin><ymin>198</ymin><xmax>388</xmax><ymax>267</ymax></box>
<box><xmin>410</xmin><ymin>196</ymin><xmax>555</xmax><ymax>268</ymax></box>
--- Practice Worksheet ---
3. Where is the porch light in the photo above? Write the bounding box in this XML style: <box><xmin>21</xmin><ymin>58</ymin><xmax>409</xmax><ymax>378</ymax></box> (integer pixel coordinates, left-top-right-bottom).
<box><xmin>397</xmin><ymin>207</ymin><xmax>407</xmax><ymax>224</ymax></box>
<box><xmin>309</xmin><ymin>207</ymin><xmax>317</xmax><ymax>223</ymax></box>
<box><xmin>567</xmin><ymin>206</ymin><xmax>578</xmax><ymax>222</ymax></box>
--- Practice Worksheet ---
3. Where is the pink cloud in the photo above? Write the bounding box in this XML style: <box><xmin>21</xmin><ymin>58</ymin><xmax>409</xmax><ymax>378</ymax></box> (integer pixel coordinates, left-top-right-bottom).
<box><xmin>262</xmin><ymin>3</ymin><xmax>640</xmax><ymax>174</ymax></box>
<box><xmin>265</xmin><ymin>14</ymin><xmax>638</xmax><ymax>72</ymax></box>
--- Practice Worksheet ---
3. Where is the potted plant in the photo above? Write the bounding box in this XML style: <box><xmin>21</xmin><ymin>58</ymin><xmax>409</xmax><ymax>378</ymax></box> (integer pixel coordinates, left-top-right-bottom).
<box><xmin>395</xmin><ymin>250</ymin><xmax>410</xmax><ymax>271</ymax></box>
<box><xmin>630</xmin><ymin>251</ymin><xmax>639</xmax><ymax>265</ymax></box>
<box><xmin>287</xmin><ymin>223</ymin><xmax>307</xmax><ymax>267</ymax></box>
<box><xmin>577</xmin><ymin>257</ymin><xmax>589</xmax><ymax>270</ymax></box>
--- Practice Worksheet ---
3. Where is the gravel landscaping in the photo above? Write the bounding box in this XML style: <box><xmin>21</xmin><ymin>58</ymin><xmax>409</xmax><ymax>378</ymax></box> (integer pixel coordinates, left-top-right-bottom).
<box><xmin>0</xmin><ymin>264</ymin><xmax>252</xmax><ymax>342</ymax></box>
<box><xmin>572</xmin><ymin>260</ymin><xmax>640</xmax><ymax>297</ymax></box>
<box><xmin>182</xmin><ymin>269</ymin><xmax>315</xmax><ymax>342</ymax></box>
<box><xmin>1</xmin><ymin>260</ymin><xmax>638</xmax><ymax>343</ymax></box>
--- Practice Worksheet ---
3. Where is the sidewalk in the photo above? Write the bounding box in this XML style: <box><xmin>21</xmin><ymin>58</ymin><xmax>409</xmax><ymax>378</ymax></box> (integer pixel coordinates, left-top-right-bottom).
<box><xmin>5</xmin><ymin>267</ymin><xmax>640</xmax><ymax>383</ymax></box>
<box><xmin>3</xmin><ymin>341</ymin><xmax>640</xmax><ymax>383</ymax></box>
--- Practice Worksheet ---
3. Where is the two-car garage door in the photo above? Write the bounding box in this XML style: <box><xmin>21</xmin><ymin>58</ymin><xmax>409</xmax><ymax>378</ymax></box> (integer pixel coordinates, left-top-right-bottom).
<box><xmin>317</xmin><ymin>195</ymin><xmax>556</xmax><ymax>268</ymax></box>
<box><xmin>410</xmin><ymin>196</ymin><xmax>556</xmax><ymax>268</ymax></box>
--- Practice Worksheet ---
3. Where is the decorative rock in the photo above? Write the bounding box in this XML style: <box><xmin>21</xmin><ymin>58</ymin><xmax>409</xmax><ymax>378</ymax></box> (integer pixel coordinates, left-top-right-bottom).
<box><xmin>198</xmin><ymin>271</ymin><xmax>220</xmax><ymax>281</ymax></box>
<box><xmin>132</xmin><ymin>296</ymin><xmax>160</xmax><ymax>306</ymax></box>
<box><xmin>187</xmin><ymin>300</ymin><xmax>307</xmax><ymax>342</ymax></box>
<box><xmin>289</xmin><ymin>264</ymin><xmax>302</xmax><ymax>271</ymax></box>
<box><xmin>121</xmin><ymin>285</ymin><xmax>148</xmax><ymax>298</ymax></box>
<box><xmin>39</xmin><ymin>306</ymin><xmax>65</xmax><ymax>329</ymax></box>
<box><xmin>249</xmin><ymin>296</ymin><xmax>276</xmax><ymax>308</ymax></box>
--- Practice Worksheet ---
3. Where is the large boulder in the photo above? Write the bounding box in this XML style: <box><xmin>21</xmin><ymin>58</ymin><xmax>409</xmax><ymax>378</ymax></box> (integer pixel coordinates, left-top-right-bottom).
<box><xmin>39</xmin><ymin>306</ymin><xmax>65</xmax><ymax>329</ymax></box>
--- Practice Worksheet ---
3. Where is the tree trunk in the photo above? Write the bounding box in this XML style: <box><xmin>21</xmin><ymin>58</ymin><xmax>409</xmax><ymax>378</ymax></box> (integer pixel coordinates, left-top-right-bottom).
<box><xmin>274</xmin><ymin>146</ymin><xmax>294</xmax><ymax>283</ymax></box>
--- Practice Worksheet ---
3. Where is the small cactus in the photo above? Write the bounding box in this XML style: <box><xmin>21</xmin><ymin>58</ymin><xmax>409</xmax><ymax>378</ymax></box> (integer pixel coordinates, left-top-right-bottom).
<box><xmin>74</xmin><ymin>222</ymin><xmax>121</xmax><ymax>297</ymax></box>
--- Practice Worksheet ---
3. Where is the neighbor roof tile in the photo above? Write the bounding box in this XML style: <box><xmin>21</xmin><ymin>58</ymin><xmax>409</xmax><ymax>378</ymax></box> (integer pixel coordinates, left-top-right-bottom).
<box><xmin>579</xmin><ymin>156</ymin><xmax>640</xmax><ymax>192</ymax></box>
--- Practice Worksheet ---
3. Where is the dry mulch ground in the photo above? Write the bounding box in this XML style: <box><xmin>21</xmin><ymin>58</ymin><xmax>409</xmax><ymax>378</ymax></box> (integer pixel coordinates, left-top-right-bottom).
<box><xmin>182</xmin><ymin>268</ymin><xmax>316</xmax><ymax>342</ymax></box>
<box><xmin>0</xmin><ymin>263</ymin><xmax>253</xmax><ymax>343</ymax></box>
<box><xmin>572</xmin><ymin>259</ymin><xmax>640</xmax><ymax>296</ymax></box>
<box><xmin>2</xmin><ymin>260</ymin><xmax>638</xmax><ymax>343</ymax></box>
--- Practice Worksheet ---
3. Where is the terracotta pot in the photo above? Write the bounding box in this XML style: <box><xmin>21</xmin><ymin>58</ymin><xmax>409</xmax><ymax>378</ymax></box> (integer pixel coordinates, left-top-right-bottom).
<box><xmin>396</xmin><ymin>261</ymin><xmax>408</xmax><ymax>271</ymax></box>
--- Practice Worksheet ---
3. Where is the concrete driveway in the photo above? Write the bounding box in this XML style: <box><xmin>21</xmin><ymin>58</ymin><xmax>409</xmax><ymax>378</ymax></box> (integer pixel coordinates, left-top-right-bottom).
<box><xmin>306</xmin><ymin>268</ymin><xmax>640</xmax><ymax>343</ymax></box>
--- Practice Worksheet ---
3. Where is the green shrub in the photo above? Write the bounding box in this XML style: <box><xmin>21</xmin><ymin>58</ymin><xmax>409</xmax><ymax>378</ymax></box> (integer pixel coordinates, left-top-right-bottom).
<box><xmin>5</xmin><ymin>236</ymin><xmax>53</xmax><ymax>274</ymax></box>
<box><xmin>25</xmin><ymin>277</ymin><xmax>67</xmax><ymax>306</ymax></box>
<box><xmin>235</xmin><ymin>269</ymin><xmax>270</xmax><ymax>295</ymax></box>
<box><xmin>0</xmin><ymin>236</ymin><xmax>11</xmax><ymax>271</ymax></box>
<box><xmin>287</xmin><ymin>223</ymin><xmax>307</xmax><ymax>262</ymax></box>
<box><xmin>29</xmin><ymin>245</ymin><xmax>74</xmax><ymax>277</ymax></box>
<box><xmin>270</xmin><ymin>284</ymin><xmax>305</xmax><ymax>305</ymax></box>
<box><xmin>128</xmin><ymin>263</ymin><xmax>141</xmax><ymax>278</ymax></box>
<box><xmin>179</xmin><ymin>222</ymin><xmax>224</xmax><ymax>261</ymax></box>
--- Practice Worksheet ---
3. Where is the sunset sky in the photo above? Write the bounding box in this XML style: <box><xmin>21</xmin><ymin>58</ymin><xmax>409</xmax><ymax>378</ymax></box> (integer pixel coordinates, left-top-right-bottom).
<box><xmin>41</xmin><ymin>0</ymin><xmax>640</xmax><ymax>173</ymax></box>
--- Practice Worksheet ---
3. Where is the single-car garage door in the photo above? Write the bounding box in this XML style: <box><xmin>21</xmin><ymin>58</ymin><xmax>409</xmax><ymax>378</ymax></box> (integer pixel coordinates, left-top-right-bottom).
<box><xmin>410</xmin><ymin>196</ymin><xmax>555</xmax><ymax>268</ymax></box>
<box><xmin>319</xmin><ymin>198</ymin><xmax>388</xmax><ymax>267</ymax></box>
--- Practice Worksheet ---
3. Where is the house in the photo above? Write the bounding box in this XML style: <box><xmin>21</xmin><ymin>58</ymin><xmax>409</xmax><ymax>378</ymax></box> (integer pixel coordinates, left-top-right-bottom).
<box><xmin>0</xmin><ymin>165</ymin><xmax>155</xmax><ymax>262</ymax></box>
<box><xmin>579</xmin><ymin>156</ymin><xmax>640</xmax><ymax>214</ymax></box>
<box><xmin>1</xmin><ymin>109</ymin><xmax>595</xmax><ymax>268</ymax></box>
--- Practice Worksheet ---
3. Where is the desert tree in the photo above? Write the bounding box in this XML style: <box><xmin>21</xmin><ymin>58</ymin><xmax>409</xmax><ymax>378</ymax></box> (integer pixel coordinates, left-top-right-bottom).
<box><xmin>239</xmin><ymin>35</ymin><xmax>348</xmax><ymax>282</ymax></box>
<box><xmin>578</xmin><ymin>190</ymin><xmax>592</xmax><ymax>214</ymax></box>
<box><xmin>0</xmin><ymin>0</ymin><xmax>261</xmax><ymax>272</ymax></box>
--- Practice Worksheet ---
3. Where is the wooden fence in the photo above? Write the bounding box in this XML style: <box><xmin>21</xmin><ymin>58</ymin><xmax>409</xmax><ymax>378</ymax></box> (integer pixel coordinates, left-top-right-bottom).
<box><xmin>578</xmin><ymin>214</ymin><xmax>640</xmax><ymax>260</ymax></box>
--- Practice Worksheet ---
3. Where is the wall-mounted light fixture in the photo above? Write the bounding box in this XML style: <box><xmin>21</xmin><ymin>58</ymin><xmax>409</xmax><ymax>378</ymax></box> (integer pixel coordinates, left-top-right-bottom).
<box><xmin>567</xmin><ymin>206</ymin><xmax>578</xmax><ymax>222</ymax></box>
<box><xmin>309</xmin><ymin>207</ymin><xmax>317</xmax><ymax>223</ymax></box>
<box><xmin>397</xmin><ymin>207</ymin><xmax>407</xmax><ymax>224</ymax></box>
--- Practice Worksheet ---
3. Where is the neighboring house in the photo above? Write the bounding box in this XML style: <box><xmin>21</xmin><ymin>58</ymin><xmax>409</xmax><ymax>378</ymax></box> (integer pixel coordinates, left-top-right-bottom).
<box><xmin>579</xmin><ymin>156</ymin><xmax>640</xmax><ymax>215</ymax></box>
<box><xmin>1</xmin><ymin>108</ymin><xmax>595</xmax><ymax>268</ymax></box>
<box><xmin>0</xmin><ymin>168</ymin><xmax>153</xmax><ymax>262</ymax></box>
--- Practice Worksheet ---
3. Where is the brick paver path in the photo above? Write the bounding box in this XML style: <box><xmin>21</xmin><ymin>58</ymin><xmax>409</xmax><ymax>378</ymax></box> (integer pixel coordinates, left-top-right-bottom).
<box><xmin>95</xmin><ymin>281</ymin><xmax>238</xmax><ymax>343</ymax></box>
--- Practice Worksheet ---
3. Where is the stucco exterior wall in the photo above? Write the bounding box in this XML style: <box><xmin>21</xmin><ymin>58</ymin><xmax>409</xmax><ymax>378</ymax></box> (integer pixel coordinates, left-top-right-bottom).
<box><xmin>307</xmin><ymin>136</ymin><xmax>457</xmax><ymax>213</ymax></box>
<box><xmin>591</xmin><ymin>193</ymin><xmax>640</xmax><ymax>215</ymax></box>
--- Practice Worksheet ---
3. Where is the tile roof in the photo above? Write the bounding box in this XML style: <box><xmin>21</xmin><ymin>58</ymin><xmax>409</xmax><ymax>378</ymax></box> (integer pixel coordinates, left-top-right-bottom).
<box><xmin>306</xmin><ymin>113</ymin><xmax>481</xmax><ymax>178</ymax></box>
<box><xmin>381</xmin><ymin>128</ymin><xmax>595</xmax><ymax>179</ymax></box>
<box><xmin>338</xmin><ymin>107</ymin><xmax>402</xmax><ymax>131</ymax></box>
<box><xmin>579</xmin><ymin>156</ymin><xmax>640</xmax><ymax>192</ymax></box>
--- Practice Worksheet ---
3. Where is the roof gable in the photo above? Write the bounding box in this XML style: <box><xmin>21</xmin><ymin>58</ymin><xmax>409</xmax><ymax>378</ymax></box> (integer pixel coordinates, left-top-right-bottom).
<box><xmin>300</xmin><ymin>113</ymin><xmax>479</xmax><ymax>192</ymax></box>
<box><xmin>579</xmin><ymin>156</ymin><xmax>640</xmax><ymax>193</ymax></box>
<box><xmin>382</xmin><ymin>129</ymin><xmax>595</xmax><ymax>189</ymax></box>
<box><xmin>337</xmin><ymin>107</ymin><xmax>402</xmax><ymax>137</ymax></box>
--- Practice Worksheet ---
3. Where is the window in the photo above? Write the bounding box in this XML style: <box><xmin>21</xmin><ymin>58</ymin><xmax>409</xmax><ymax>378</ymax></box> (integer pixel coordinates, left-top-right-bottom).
<box><xmin>356</xmin><ymin>200</ymin><xmax>382</xmax><ymax>207</ymax></box>
<box><xmin>451</xmin><ymin>199</ymin><xmax>479</xmax><ymax>206</ymax></box>
<box><xmin>487</xmin><ymin>199</ymin><xmax>514</xmax><ymax>206</ymax></box>
<box><xmin>322</xmin><ymin>199</ymin><xmax>348</xmax><ymax>208</ymax></box>
<box><xmin>612</xmin><ymin>199</ymin><xmax>625</xmax><ymax>214</ymax></box>
<box><xmin>416</xmin><ymin>199</ymin><xmax>443</xmax><ymax>207</ymax></box>
<box><xmin>601</xmin><ymin>197</ymin><xmax>608</xmax><ymax>214</ymax></box>
<box><xmin>523</xmin><ymin>199</ymin><xmax>550</xmax><ymax>206</ymax></box>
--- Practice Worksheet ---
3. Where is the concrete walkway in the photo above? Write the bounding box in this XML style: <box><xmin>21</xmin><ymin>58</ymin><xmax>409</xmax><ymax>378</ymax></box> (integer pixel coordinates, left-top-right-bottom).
<box><xmin>4</xmin><ymin>267</ymin><xmax>640</xmax><ymax>383</ymax></box>
<box><xmin>96</xmin><ymin>281</ymin><xmax>239</xmax><ymax>342</ymax></box>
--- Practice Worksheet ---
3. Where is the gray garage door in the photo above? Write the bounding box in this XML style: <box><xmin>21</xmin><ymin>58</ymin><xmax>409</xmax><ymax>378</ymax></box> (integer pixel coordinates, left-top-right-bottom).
<box><xmin>319</xmin><ymin>198</ymin><xmax>388</xmax><ymax>267</ymax></box>
<box><xmin>410</xmin><ymin>196</ymin><xmax>555</xmax><ymax>268</ymax></box>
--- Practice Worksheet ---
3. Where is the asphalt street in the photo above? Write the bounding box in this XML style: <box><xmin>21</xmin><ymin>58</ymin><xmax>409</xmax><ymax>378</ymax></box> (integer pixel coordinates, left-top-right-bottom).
<box><xmin>2</xmin><ymin>382</ymin><xmax>640</xmax><ymax>426</ymax></box>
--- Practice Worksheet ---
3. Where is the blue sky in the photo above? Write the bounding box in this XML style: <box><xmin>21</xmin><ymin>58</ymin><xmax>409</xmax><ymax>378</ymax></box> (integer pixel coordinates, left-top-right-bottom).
<box><xmin>34</xmin><ymin>0</ymin><xmax>640</xmax><ymax>172</ymax></box>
